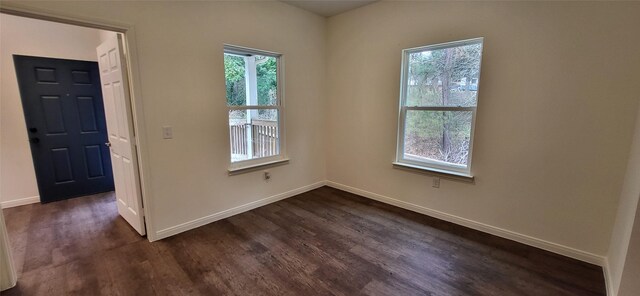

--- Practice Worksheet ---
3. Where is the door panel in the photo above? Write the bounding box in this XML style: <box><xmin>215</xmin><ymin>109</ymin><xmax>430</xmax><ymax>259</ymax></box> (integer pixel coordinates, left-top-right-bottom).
<box><xmin>84</xmin><ymin>145</ymin><xmax>105</xmax><ymax>178</ymax></box>
<box><xmin>41</xmin><ymin>96</ymin><xmax>66</xmax><ymax>134</ymax></box>
<box><xmin>51</xmin><ymin>148</ymin><xmax>73</xmax><ymax>183</ymax></box>
<box><xmin>97</xmin><ymin>34</ymin><xmax>146</xmax><ymax>235</ymax></box>
<box><xmin>14</xmin><ymin>55</ymin><xmax>115</xmax><ymax>203</ymax></box>
<box><xmin>77</xmin><ymin>96</ymin><xmax>99</xmax><ymax>132</ymax></box>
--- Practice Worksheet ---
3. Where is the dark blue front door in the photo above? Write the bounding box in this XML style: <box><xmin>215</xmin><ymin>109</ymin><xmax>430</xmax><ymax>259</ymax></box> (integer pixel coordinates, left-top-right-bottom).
<box><xmin>14</xmin><ymin>55</ymin><xmax>114</xmax><ymax>203</ymax></box>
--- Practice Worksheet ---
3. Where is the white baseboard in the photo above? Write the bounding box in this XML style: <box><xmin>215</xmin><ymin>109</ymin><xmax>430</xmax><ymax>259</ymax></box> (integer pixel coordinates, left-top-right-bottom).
<box><xmin>0</xmin><ymin>196</ymin><xmax>40</xmax><ymax>209</ymax></box>
<box><xmin>326</xmin><ymin>181</ymin><xmax>606</xmax><ymax>266</ymax></box>
<box><xmin>603</xmin><ymin>257</ymin><xmax>614</xmax><ymax>296</ymax></box>
<box><xmin>154</xmin><ymin>181</ymin><xmax>327</xmax><ymax>240</ymax></box>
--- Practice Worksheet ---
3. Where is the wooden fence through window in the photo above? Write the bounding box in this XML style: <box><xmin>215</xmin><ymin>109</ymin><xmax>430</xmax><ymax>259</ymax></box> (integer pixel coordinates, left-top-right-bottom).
<box><xmin>229</xmin><ymin>120</ymin><xmax>278</xmax><ymax>158</ymax></box>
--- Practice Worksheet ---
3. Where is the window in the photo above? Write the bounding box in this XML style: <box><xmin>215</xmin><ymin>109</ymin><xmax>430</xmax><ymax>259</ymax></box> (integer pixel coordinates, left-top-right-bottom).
<box><xmin>395</xmin><ymin>38</ymin><xmax>484</xmax><ymax>177</ymax></box>
<box><xmin>224</xmin><ymin>45</ymin><xmax>286</xmax><ymax>171</ymax></box>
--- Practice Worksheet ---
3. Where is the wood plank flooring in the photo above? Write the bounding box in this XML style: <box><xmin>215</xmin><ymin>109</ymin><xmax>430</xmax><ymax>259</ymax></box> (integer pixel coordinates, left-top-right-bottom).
<box><xmin>2</xmin><ymin>187</ymin><xmax>605</xmax><ymax>295</ymax></box>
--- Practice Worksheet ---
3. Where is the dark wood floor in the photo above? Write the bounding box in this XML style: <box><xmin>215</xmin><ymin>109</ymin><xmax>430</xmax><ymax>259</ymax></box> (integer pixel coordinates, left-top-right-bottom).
<box><xmin>2</xmin><ymin>186</ymin><xmax>605</xmax><ymax>296</ymax></box>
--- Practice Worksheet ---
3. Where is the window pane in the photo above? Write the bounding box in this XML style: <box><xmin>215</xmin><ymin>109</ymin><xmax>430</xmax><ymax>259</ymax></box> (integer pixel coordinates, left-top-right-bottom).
<box><xmin>405</xmin><ymin>43</ymin><xmax>482</xmax><ymax>107</ymax></box>
<box><xmin>224</xmin><ymin>53</ymin><xmax>246</xmax><ymax>106</ymax></box>
<box><xmin>256</xmin><ymin>55</ymin><xmax>278</xmax><ymax>106</ymax></box>
<box><xmin>403</xmin><ymin>110</ymin><xmax>472</xmax><ymax>166</ymax></box>
<box><xmin>229</xmin><ymin>109</ymin><xmax>279</xmax><ymax>162</ymax></box>
<box><xmin>224</xmin><ymin>53</ymin><xmax>278</xmax><ymax>106</ymax></box>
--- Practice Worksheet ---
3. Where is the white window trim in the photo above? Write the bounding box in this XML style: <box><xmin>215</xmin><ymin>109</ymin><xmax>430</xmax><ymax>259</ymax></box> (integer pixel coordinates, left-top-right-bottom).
<box><xmin>224</xmin><ymin>44</ymin><xmax>287</xmax><ymax>173</ymax></box>
<box><xmin>395</xmin><ymin>37</ymin><xmax>484</xmax><ymax>178</ymax></box>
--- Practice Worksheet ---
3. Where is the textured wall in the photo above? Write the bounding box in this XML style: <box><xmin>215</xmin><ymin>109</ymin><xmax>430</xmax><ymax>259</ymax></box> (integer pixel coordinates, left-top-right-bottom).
<box><xmin>326</xmin><ymin>1</ymin><xmax>640</xmax><ymax>256</ymax></box>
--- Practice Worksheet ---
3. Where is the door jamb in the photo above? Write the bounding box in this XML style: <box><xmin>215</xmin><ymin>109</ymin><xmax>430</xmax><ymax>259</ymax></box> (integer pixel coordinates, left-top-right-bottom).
<box><xmin>0</xmin><ymin>5</ymin><xmax>157</xmax><ymax>241</ymax></box>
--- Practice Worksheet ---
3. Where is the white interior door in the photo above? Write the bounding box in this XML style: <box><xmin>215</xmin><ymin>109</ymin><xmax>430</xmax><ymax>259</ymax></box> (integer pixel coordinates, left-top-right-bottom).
<box><xmin>97</xmin><ymin>34</ymin><xmax>145</xmax><ymax>235</ymax></box>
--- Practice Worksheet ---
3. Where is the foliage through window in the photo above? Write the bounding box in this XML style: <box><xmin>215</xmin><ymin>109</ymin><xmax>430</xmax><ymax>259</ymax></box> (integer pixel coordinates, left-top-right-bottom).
<box><xmin>396</xmin><ymin>38</ymin><xmax>484</xmax><ymax>175</ymax></box>
<box><xmin>224</xmin><ymin>45</ymin><xmax>284</xmax><ymax>168</ymax></box>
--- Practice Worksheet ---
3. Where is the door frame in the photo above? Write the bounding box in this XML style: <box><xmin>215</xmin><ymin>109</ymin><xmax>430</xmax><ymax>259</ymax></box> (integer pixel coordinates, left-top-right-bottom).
<box><xmin>0</xmin><ymin>5</ymin><xmax>157</xmax><ymax>241</ymax></box>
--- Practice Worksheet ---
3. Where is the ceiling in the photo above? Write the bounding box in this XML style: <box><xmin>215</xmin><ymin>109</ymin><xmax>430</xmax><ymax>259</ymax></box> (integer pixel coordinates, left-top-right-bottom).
<box><xmin>281</xmin><ymin>0</ymin><xmax>378</xmax><ymax>17</ymax></box>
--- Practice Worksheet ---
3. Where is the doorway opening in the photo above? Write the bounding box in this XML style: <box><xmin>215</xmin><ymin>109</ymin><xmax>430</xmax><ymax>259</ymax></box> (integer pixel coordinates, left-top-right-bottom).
<box><xmin>15</xmin><ymin>54</ymin><xmax>116</xmax><ymax>203</ymax></box>
<box><xmin>0</xmin><ymin>12</ymin><xmax>148</xmax><ymax>287</ymax></box>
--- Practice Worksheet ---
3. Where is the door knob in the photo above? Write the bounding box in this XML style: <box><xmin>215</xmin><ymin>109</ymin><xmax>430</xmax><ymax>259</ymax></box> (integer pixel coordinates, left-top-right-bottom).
<box><xmin>29</xmin><ymin>137</ymin><xmax>40</xmax><ymax>144</ymax></box>
<box><xmin>105</xmin><ymin>142</ymin><xmax>112</xmax><ymax>147</ymax></box>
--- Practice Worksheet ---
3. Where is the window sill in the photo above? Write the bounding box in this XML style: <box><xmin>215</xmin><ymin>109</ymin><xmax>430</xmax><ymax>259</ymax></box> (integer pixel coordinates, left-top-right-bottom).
<box><xmin>228</xmin><ymin>158</ymin><xmax>290</xmax><ymax>176</ymax></box>
<box><xmin>392</xmin><ymin>162</ymin><xmax>475</xmax><ymax>183</ymax></box>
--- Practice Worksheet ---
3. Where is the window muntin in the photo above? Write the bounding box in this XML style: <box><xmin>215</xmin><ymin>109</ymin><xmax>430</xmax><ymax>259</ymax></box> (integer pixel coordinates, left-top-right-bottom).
<box><xmin>224</xmin><ymin>45</ymin><xmax>284</xmax><ymax>168</ymax></box>
<box><xmin>396</xmin><ymin>38</ymin><xmax>484</xmax><ymax>175</ymax></box>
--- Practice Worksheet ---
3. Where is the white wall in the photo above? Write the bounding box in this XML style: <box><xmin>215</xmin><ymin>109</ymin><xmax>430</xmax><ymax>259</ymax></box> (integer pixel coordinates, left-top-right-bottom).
<box><xmin>1</xmin><ymin>1</ymin><xmax>327</xmax><ymax>238</ymax></box>
<box><xmin>607</xmin><ymin>101</ymin><xmax>640</xmax><ymax>295</ymax></box>
<box><xmin>325</xmin><ymin>1</ymin><xmax>640</xmax><ymax>258</ymax></box>
<box><xmin>98</xmin><ymin>30</ymin><xmax>117</xmax><ymax>44</ymax></box>
<box><xmin>0</xmin><ymin>14</ymin><xmax>108</xmax><ymax>207</ymax></box>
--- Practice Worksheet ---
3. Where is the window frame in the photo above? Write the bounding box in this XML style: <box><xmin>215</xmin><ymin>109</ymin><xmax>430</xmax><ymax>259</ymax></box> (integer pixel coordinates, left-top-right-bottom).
<box><xmin>394</xmin><ymin>38</ymin><xmax>484</xmax><ymax>177</ymax></box>
<box><xmin>224</xmin><ymin>44</ymin><xmax>287</xmax><ymax>173</ymax></box>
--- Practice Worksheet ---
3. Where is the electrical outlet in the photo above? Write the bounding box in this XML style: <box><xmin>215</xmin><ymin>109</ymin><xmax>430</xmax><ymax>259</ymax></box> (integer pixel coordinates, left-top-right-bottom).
<box><xmin>432</xmin><ymin>177</ymin><xmax>440</xmax><ymax>188</ymax></box>
<box><xmin>162</xmin><ymin>126</ymin><xmax>173</xmax><ymax>139</ymax></box>
<box><xmin>264</xmin><ymin>171</ymin><xmax>271</xmax><ymax>181</ymax></box>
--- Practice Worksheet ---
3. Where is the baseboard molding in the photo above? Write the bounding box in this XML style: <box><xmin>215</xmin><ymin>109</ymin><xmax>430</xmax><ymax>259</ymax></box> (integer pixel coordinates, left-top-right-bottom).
<box><xmin>154</xmin><ymin>181</ymin><xmax>327</xmax><ymax>240</ymax></box>
<box><xmin>603</xmin><ymin>257</ymin><xmax>615</xmax><ymax>296</ymax></box>
<box><xmin>0</xmin><ymin>196</ymin><xmax>40</xmax><ymax>209</ymax></box>
<box><xmin>326</xmin><ymin>181</ymin><xmax>606</xmax><ymax>266</ymax></box>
